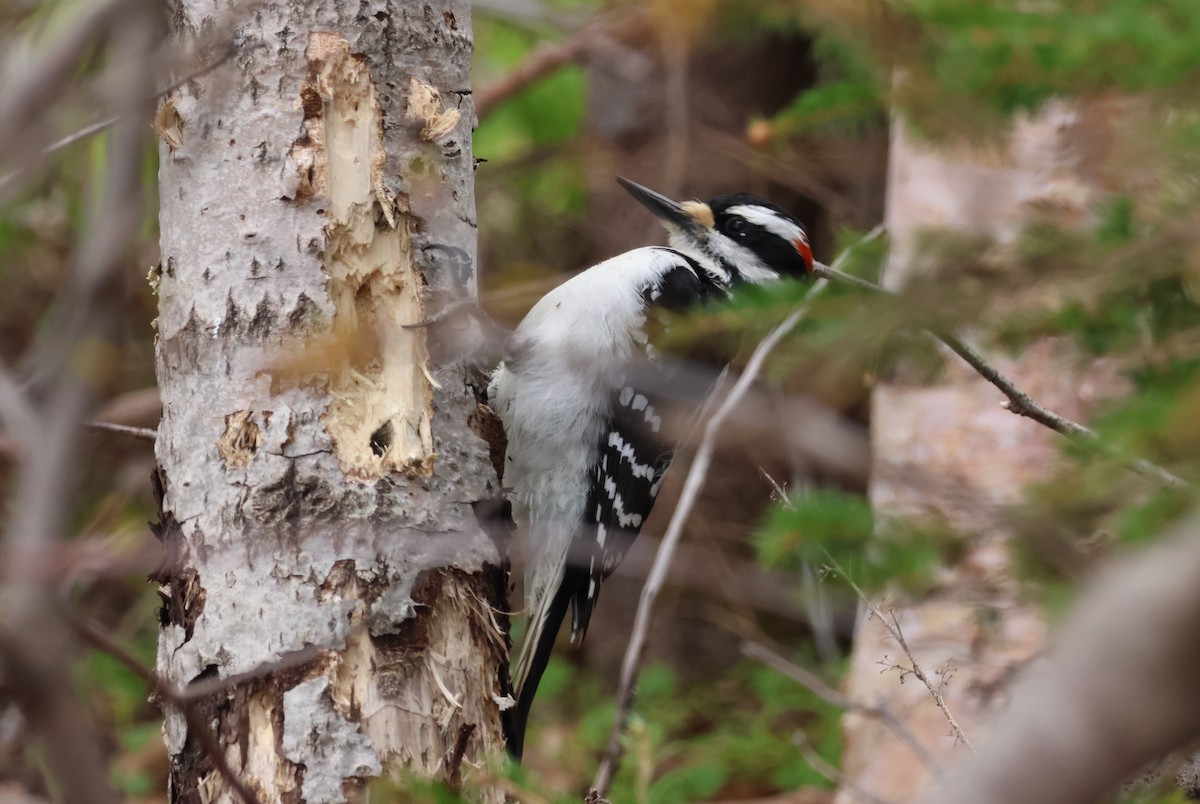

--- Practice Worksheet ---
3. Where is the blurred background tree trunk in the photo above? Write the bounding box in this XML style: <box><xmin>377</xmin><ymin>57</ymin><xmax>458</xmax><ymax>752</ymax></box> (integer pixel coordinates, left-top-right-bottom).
<box><xmin>153</xmin><ymin>1</ymin><xmax>507</xmax><ymax>800</ymax></box>
<box><xmin>837</xmin><ymin>103</ymin><xmax>1138</xmax><ymax>801</ymax></box>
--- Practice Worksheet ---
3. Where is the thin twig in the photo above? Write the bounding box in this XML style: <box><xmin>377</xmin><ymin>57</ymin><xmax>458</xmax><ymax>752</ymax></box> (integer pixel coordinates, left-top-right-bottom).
<box><xmin>794</xmin><ymin>731</ymin><xmax>896</xmax><ymax>804</ymax></box>
<box><xmin>588</xmin><ymin>225</ymin><xmax>887</xmax><ymax>797</ymax></box>
<box><xmin>70</xmin><ymin>614</ymin><xmax>273</xmax><ymax>804</ymax></box>
<box><xmin>590</xmin><ymin>288</ymin><xmax>825</xmax><ymax>797</ymax></box>
<box><xmin>741</xmin><ymin>641</ymin><xmax>940</xmax><ymax>775</ymax></box>
<box><xmin>445</xmin><ymin>722</ymin><xmax>476</xmax><ymax>792</ymax></box>
<box><xmin>475</xmin><ymin>11</ymin><xmax>647</xmax><ymax>117</ymax></box>
<box><xmin>84</xmin><ymin>420</ymin><xmax>157</xmax><ymax>441</ymax></box>
<box><xmin>173</xmin><ymin>647</ymin><xmax>324</xmax><ymax>702</ymax></box>
<box><xmin>0</xmin><ymin>39</ymin><xmax>255</xmax><ymax>194</ymax></box>
<box><xmin>0</xmin><ymin>0</ymin><xmax>130</xmax><ymax>158</ymax></box>
<box><xmin>824</xmin><ymin>559</ymin><xmax>975</xmax><ymax>753</ymax></box>
<box><xmin>813</xmin><ymin>262</ymin><xmax>1188</xmax><ymax>490</ymax></box>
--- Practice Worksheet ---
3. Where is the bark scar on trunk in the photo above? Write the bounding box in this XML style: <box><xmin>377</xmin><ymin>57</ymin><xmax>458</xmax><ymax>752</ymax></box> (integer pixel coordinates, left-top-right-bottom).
<box><xmin>217</xmin><ymin>409</ymin><xmax>263</xmax><ymax>469</ymax></box>
<box><xmin>295</xmin><ymin>32</ymin><xmax>435</xmax><ymax>482</ymax></box>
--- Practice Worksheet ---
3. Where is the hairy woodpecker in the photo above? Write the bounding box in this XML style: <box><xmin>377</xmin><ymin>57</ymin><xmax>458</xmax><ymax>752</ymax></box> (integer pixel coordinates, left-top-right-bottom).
<box><xmin>491</xmin><ymin>178</ymin><xmax>813</xmax><ymax>757</ymax></box>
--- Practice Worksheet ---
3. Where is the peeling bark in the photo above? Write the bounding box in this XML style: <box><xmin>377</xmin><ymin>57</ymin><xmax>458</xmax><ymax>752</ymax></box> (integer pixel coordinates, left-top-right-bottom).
<box><xmin>154</xmin><ymin>2</ymin><xmax>505</xmax><ymax>801</ymax></box>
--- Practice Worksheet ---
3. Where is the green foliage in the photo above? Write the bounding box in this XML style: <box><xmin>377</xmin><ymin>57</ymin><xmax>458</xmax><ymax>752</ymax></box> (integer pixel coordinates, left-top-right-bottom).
<box><xmin>756</xmin><ymin>489</ymin><xmax>961</xmax><ymax>595</ymax></box>
<box><xmin>12</xmin><ymin>0</ymin><xmax>1200</xmax><ymax>799</ymax></box>
<box><xmin>474</xmin><ymin>66</ymin><xmax>586</xmax><ymax>160</ymax></box>
<box><xmin>502</xmin><ymin>655</ymin><xmax>845</xmax><ymax>802</ymax></box>
<box><xmin>773</xmin><ymin>79</ymin><xmax>882</xmax><ymax>135</ymax></box>
<box><xmin>907</xmin><ymin>0</ymin><xmax>1200</xmax><ymax>109</ymax></box>
<box><xmin>1115</xmin><ymin>486</ymin><xmax>1195</xmax><ymax>545</ymax></box>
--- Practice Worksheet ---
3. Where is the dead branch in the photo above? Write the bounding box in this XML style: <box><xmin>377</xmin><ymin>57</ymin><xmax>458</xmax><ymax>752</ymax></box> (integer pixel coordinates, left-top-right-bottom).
<box><xmin>0</xmin><ymin>39</ymin><xmax>257</xmax><ymax>195</ymax></box>
<box><xmin>84</xmin><ymin>420</ymin><xmax>158</xmax><ymax>441</ymax></box>
<box><xmin>70</xmin><ymin>615</ymin><xmax>266</xmax><ymax>804</ymax></box>
<box><xmin>824</xmin><ymin>560</ymin><xmax>974</xmax><ymax>753</ymax></box>
<box><xmin>0</xmin><ymin>0</ymin><xmax>130</xmax><ymax>159</ymax></box>
<box><xmin>812</xmin><ymin>262</ymin><xmax>1188</xmax><ymax>490</ymax></box>
<box><xmin>590</xmin><ymin>292</ymin><xmax>825</xmax><ymax>796</ymax></box>
<box><xmin>445</xmin><ymin>722</ymin><xmax>476</xmax><ymax>792</ymax></box>
<box><xmin>475</xmin><ymin>10</ymin><xmax>648</xmax><ymax>117</ymax></box>
<box><xmin>794</xmin><ymin>731</ymin><xmax>896</xmax><ymax>804</ymax></box>
<box><xmin>0</xmin><ymin>361</ymin><xmax>36</xmax><ymax>450</ymax></box>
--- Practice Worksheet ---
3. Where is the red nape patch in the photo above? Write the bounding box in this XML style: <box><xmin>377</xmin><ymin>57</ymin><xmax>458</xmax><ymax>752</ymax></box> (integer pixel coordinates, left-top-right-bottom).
<box><xmin>794</xmin><ymin>238</ymin><xmax>814</xmax><ymax>273</ymax></box>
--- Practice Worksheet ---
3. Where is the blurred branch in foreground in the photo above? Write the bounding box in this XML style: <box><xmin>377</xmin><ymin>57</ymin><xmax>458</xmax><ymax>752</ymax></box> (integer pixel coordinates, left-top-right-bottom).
<box><xmin>475</xmin><ymin>7</ymin><xmax>648</xmax><ymax>118</ymax></box>
<box><xmin>0</xmin><ymin>38</ymin><xmax>252</xmax><ymax>196</ymax></box>
<box><xmin>0</xmin><ymin>1</ymin><xmax>161</xmax><ymax>801</ymax></box>
<box><xmin>592</xmin><ymin>291</ymin><xmax>823</xmax><ymax>798</ymax></box>
<box><xmin>70</xmin><ymin>616</ymin><xmax>271</xmax><ymax>804</ymax></box>
<box><xmin>925</xmin><ymin>505</ymin><xmax>1200</xmax><ymax>803</ymax></box>
<box><xmin>590</xmin><ymin>224</ymin><xmax>884</xmax><ymax>797</ymax></box>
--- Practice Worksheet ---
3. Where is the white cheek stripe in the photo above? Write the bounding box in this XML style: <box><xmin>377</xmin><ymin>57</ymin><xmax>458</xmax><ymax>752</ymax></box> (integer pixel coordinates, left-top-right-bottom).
<box><xmin>727</xmin><ymin>204</ymin><xmax>808</xmax><ymax>245</ymax></box>
<box><xmin>708</xmin><ymin>233</ymin><xmax>779</xmax><ymax>284</ymax></box>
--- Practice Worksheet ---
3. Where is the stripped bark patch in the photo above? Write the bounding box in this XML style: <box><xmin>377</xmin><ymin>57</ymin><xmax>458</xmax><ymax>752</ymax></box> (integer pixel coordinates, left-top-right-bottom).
<box><xmin>296</xmin><ymin>32</ymin><xmax>435</xmax><ymax>482</ymax></box>
<box><xmin>328</xmin><ymin>569</ymin><xmax>508</xmax><ymax>777</ymax></box>
<box><xmin>155</xmin><ymin>95</ymin><xmax>184</xmax><ymax>150</ymax></box>
<box><xmin>216</xmin><ymin>409</ymin><xmax>262</xmax><ymax>469</ymax></box>
<box><xmin>406</xmin><ymin>77</ymin><xmax>460</xmax><ymax>142</ymax></box>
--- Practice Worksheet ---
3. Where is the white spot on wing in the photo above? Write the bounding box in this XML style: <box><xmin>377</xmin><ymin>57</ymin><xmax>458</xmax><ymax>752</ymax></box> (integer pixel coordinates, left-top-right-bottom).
<box><xmin>607</xmin><ymin>431</ymin><xmax>656</xmax><ymax>479</ymax></box>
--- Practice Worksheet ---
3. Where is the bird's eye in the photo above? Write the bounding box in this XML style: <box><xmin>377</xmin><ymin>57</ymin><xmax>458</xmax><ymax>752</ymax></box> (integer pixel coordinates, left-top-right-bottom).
<box><xmin>724</xmin><ymin>217</ymin><xmax>747</xmax><ymax>236</ymax></box>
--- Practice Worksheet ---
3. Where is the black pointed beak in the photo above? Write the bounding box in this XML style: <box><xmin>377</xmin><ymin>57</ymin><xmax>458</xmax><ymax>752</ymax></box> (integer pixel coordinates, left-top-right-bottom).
<box><xmin>617</xmin><ymin>177</ymin><xmax>703</xmax><ymax>231</ymax></box>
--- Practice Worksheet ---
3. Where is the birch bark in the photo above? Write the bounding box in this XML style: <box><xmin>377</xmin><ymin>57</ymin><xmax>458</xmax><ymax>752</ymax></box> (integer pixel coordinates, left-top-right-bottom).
<box><xmin>154</xmin><ymin>2</ymin><xmax>505</xmax><ymax>801</ymax></box>
<box><xmin>837</xmin><ymin>103</ymin><xmax>1135</xmax><ymax>801</ymax></box>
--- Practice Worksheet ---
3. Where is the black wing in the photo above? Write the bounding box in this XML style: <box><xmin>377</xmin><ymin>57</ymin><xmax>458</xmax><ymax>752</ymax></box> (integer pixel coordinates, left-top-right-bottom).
<box><xmin>506</xmin><ymin>254</ymin><xmax>722</xmax><ymax>759</ymax></box>
<box><xmin>567</xmin><ymin>255</ymin><xmax>724</xmax><ymax>641</ymax></box>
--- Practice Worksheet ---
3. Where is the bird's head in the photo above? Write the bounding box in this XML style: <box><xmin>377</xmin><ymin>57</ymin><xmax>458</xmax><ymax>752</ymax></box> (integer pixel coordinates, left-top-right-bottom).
<box><xmin>617</xmin><ymin>177</ymin><xmax>813</xmax><ymax>286</ymax></box>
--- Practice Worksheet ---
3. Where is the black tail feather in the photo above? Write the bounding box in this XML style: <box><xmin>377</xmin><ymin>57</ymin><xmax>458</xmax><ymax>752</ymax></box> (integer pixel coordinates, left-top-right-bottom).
<box><xmin>503</xmin><ymin>570</ymin><xmax>579</xmax><ymax>761</ymax></box>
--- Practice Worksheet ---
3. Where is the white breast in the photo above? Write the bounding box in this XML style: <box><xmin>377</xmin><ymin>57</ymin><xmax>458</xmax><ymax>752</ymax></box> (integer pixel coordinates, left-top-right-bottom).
<box><xmin>489</xmin><ymin>247</ymin><xmax>698</xmax><ymax>601</ymax></box>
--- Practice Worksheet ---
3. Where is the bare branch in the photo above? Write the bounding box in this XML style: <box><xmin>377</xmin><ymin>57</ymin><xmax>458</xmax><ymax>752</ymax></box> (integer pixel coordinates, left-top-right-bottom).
<box><xmin>812</xmin><ymin>262</ymin><xmax>1189</xmax><ymax>490</ymax></box>
<box><xmin>0</xmin><ymin>361</ymin><xmax>37</xmax><ymax>450</ymax></box>
<box><xmin>84</xmin><ymin>420</ymin><xmax>158</xmax><ymax>442</ymax></box>
<box><xmin>590</xmin><ymin>288</ymin><xmax>824</xmax><ymax>796</ymax></box>
<box><xmin>445</xmin><ymin>722</ymin><xmax>476</xmax><ymax>793</ymax></box>
<box><xmin>69</xmin><ymin>615</ymin><xmax>266</xmax><ymax>804</ymax></box>
<box><xmin>0</xmin><ymin>0</ymin><xmax>130</xmax><ymax>158</ymax></box>
<box><xmin>588</xmin><ymin>225</ymin><xmax>888</xmax><ymax>797</ymax></box>
<box><xmin>475</xmin><ymin>10</ymin><xmax>647</xmax><ymax>117</ymax></box>
<box><xmin>0</xmin><ymin>38</ymin><xmax>253</xmax><ymax>194</ymax></box>
<box><xmin>824</xmin><ymin>560</ymin><xmax>974</xmax><ymax>753</ymax></box>
<box><xmin>742</xmin><ymin>640</ymin><xmax>941</xmax><ymax>775</ymax></box>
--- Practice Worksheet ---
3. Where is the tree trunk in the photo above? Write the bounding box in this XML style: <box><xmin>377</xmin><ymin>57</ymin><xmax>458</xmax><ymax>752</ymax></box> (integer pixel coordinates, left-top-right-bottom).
<box><xmin>837</xmin><ymin>104</ymin><xmax>1132</xmax><ymax>801</ymax></box>
<box><xmin>153</xmin><ymin>3</ymin><xmax>506</xmax><ymax>801</ymax></box>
